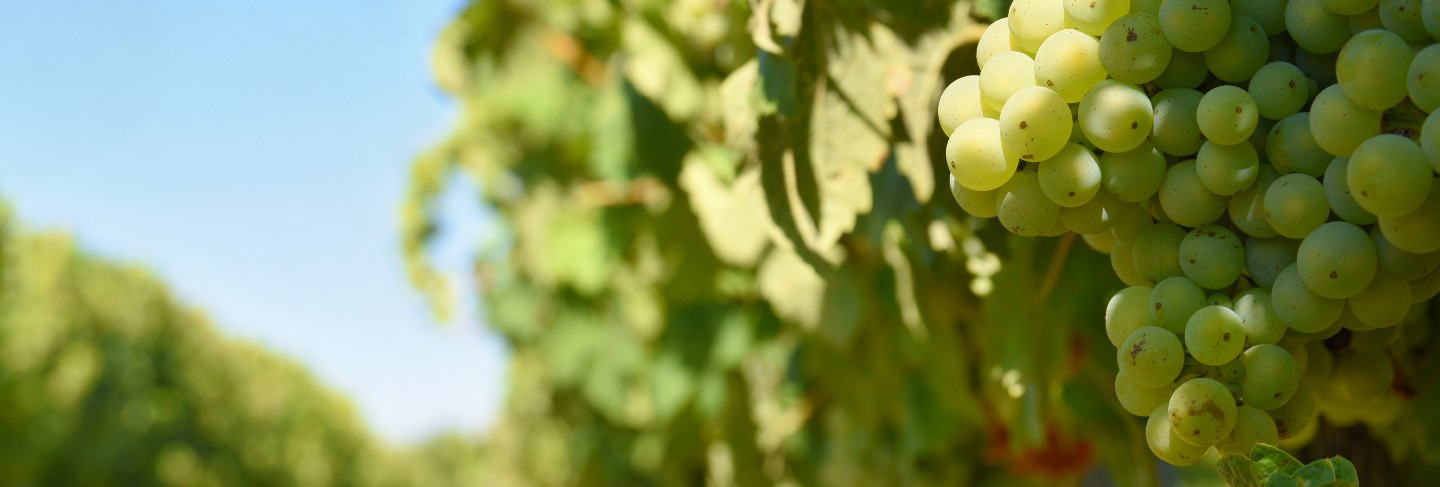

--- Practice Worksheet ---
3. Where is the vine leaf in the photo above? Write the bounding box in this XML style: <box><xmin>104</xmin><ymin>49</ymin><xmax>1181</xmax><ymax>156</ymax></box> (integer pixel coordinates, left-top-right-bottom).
<box><xmin>1217</xmin><ymin>454</ymin><xmax>1261</xmax><ymax>487</ymax></box>
<box><xmin>1251</xmin><ymin>444</ymin><xmax>1304</xmax><ymax>481</ymax></box>
<box><xmin>679</xmin><ymin>152</ymin><xmax>772</xmax><ymax>268</ymax></box>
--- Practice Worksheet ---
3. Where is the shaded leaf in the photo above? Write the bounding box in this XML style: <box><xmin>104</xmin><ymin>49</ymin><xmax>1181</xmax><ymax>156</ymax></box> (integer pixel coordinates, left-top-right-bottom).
<box><xmin>1252</xmin><ymin>444</ymin><xmax>1304</xmax><ymax>480</ymax></box>
<box><xmin>1218</xmin><ymin>454</ymin><xmax>1262</xmax><ymax>487</ymax></box>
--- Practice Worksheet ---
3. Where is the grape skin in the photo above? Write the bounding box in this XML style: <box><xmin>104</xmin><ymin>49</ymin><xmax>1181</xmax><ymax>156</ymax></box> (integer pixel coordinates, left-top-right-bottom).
<box><xmin>1079</xmin><ymin>80</ymin><xmax>1154</xmax><ymax>152</ymax></box>
<box><xmin>1248</xmin><ymin>62</ymin><xmax>1309</xmax><ymax>120</ymax></box>
<box><xmin>1196</xmin><ymin>85</ymin><xmax>1259</xmax><ymax>145</ymax></box>
<box><xmin>1099</xmin><ymin>13</ymin><xmax>1174</xmax><ymax>84</ymax></box>
<box><xmin>937</xmin><ymin>75</ymin><xmax>984</xmax><ymax>137</ymax></box>
<box><xmin>1204</xmin><ymin>15</ymin><xmax>1270</xmax><ymax>82</ymax></box>
<box><xmin>1107</xmin><ymin>285</ymin><xmax>1157</xmax><ymax>347</ymax></box>
<box><xmin>1235</xmin><ymin>289</ymin><xmax>1287</xmax><ymax>346</ymax></box>
<box><xmin>1185</xmin><ymin>305</ymin><xmax>1247</xmax><ymax>366</ymax></box>
<box><xmin>1168</xmin><ymin>377</ymin><xmax>1238</xmax><ymax>447</ymax></box>
<box><xmin>999</xmin><ymin>86</ymin><xmax>1074</xmax><ymax>162</ymax></box>
<box><xmin>1263</xmin><ymin>174</ymin><xmax>1328</xmax><ymax>239</ymax></box>
<box><xmin>1119</xmin><ymin>326</ymin><xmax>1186</xmax><ymax>387</ymax></box>
<box><xmin>1296</xmin><ymin>221</ymin><xmax>1379</xmax><ymax>299</ymax></box>
<box><xmin>1158</xmin><ymin>0</ymin><xmax>1232</xmax><ymax>52</ymax></box>
<box><xmin>1217</xmin><ymin>406</ymin><xmax>1279</xmax><ymax>456</ymax></box>
<box><xmin>995</xmin><ymin>171</ymin><xmax>1060</xmax><ymax>237</ymax></box>
<box><xmin>1150</xmin><ymin>276</ymin><xmax>1206</xmax><ymax>334</ymax></box>
<box><xmin>1408</xmin><ymin>44</ymin><xmax>1440</xmax><ymax>113</ymax></box>
<box><xmin>1336</xmin><ymin>29</ymin><xmax>1414</xmax><ymax>110</ymax></box>
<box><xmin>1147</xmin><ymin>404</ymin><xmax>1210</xmax><ymax>466</ymax></box>
<box><xmin>1238</xmin><ymin>344</ymin><xmax>1300</xmax><ymax>410</ymax></box>
<box><xmin>947</xmin><ymin>118</ymin><xmax>1017</xmax><ymax>191</ymax></box>
<box><xmin>1309</xmin><ymin>84</ymin><xmax>1381</xmax><ymax>157</ymax></box>
<box><xmin>1273</xmin><ymin>264</ymin><xmax>1345</xmax><ymax>333</ymax></box>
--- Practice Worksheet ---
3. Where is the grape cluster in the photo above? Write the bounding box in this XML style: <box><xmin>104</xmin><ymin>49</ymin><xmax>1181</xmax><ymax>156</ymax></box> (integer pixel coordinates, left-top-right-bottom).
<box><xmin>941</xmin><ymin>0</ymin><xmax>1440</xmax><ymax>466</ymax></box>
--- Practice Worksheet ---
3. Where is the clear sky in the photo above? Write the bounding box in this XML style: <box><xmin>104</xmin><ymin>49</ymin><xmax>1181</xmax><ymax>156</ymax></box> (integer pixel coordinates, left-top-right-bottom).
<box><xmin>0</xmin><ymin>1</ymin><xmax>508</xmax><ymax>443</ymax></box>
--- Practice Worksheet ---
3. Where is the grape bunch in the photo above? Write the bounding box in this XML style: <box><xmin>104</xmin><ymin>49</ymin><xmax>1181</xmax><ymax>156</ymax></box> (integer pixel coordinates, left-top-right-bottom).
<box><xmin>940</xmin><ymin>0</ymin><xmax>1440</xmax><ymax>466</ymax></box>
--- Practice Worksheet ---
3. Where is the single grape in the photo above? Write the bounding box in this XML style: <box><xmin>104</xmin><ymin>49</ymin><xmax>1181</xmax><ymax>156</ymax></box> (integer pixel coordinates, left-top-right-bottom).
<box><xmin>1235</xmin><ymin>289</ymin><xmax>1287</xmax><ymax>345</ymax></box>
<box><xmin>947</xmin><ymin>118</ymin><xmax>1018</xmax><ymax>191</ymax></box>
<box><xmin>1217</xmin><ymin>406</ymin><xmax>1279</xmax><ymax>457</ymax></box>
<box><xmin>996</xmin><ymin>170</ymin><xmax>1060</xmax><ymax>236</ymax></box>
<box><xmin>949</xmin><ymin>174</ymin><xmax>999</xmax><ymax>218</ymax></box>
<box><xmin>1158</xmin><ymin>0</ymin><xmax>1231</xmax><ymax>52</ymax></box>
<box><xmin>1065</xmin><ymin>0</ymin><xmax>1131</xmax><ymax>36</ymax></box>
<box><xmin>1159</xmin><ymin>160</ymin><xmax>1228</xmax><ymax>227</ymax></box>
<box><xmin>1239</xmin><ymin>344</ymin><xmax>1300</xmax><ymax>410</ymax></box>
<box><xmin>1267</xmin><ymin>113</ymin><xmax>1331</xmax><ymax>177</ymax></box>
<box><xmin>1179</xmin><ymin>225</ymin><xmax>1245</xmax><ymax>289</ymax></box>
<box><xmin>1310</xmin><ymin>84</ymin><xmax>1382</xmax><ymax>157</ymax></box>
<box><xmin>1079</xmin><ymin>80</ymin><xmax>1154</xmax><ymax>152</ymax></box>
<box><xmin>1323</xmin><ymin>0</ymin><xmax>1380</xmax><ymax>15</ymax></box>
<box><xmin>1273</xmin><ymin>264</ymin><xmax>1344</xmax><ymax>333</ymax></box>
<box><xmin>1246</xmin><ymin>237</ymin><xmax>1301</xmax><ymax>289</ymax></box>
<box><xmin>1009</xmin><ymin>0</ymin><xmax>1067</xmax><ymax>52</ymax></box>
<box><xmin>1061</xmin><ymin>190</ymin><xmax>1123</xmax><ymax>233</ymax></box>
<box><xmin>1269</xmin><ymin>388</ymin><xmax>1317</xmax><ymax>439</ymax></box>
<box><xmin>977</xmin><ymin>17</ymin><xmax>1016</xmax><ymax>69</ymax></box>
<box><xmin>1038</xmin><ymin>143</ymin><xmax>1102</xmax><ymax>207</ymax></box>
<box><xmin>1168</xmin><ymin>377</ymin><xmax>1238</xmax><ymax>447</ymax></box>
<box><xmin>1150</xmin><ymin>88</ymin><xmax>1205</xmax><ymax>156</ymax></box>
<box><xmin>1248</xmin><ymin>62</ymin><xmax>1308</xmax><ymax>120</ymax></box>
<box><xmin>1117</xmin><ymin>368</ymin><xmax>1174</xmax><ymax>416</ymax></box>
<box><xmin>1134</xmin><ymin>223</ymin><xmax>1187</xmax><ymax>283</ymax></box>
<box><xmin>1112</xmin><ymin>202</ymin><xmax>1156</xmax><ymax>241</ymax></box>
<box><xmin>1147</xmin><ymin>404</ymin><xmax>1210</xmax><ymax>466</ymax></box>
<box><xmin>1378</xmin><ymin>181</ymin><xmax>1440</xmax><ymax>254</ymax></box>
<box><xmin>1287</xmin><ymin>0</ymin><xmax>1354</xmax><ymax>54</ymax></box>
<box><xmin>1297</xmin><ymin>221</ymin><xmax>1378</xmax><ymax>299</ymax></box>
<box><xmin>1153</xmin><ymin>50</ymin><xmax>1208</xmax><ymax>89</ymax></box>
<box><xmin>1204</xmin><ymin>16</ymin><xmax>1270</xmax><ymax>82</ymax></box>
<box><xmin>1336</xmin><ymin>29</ymin><xmax>1414</xmax><ymax>110</ymax></box>
<box><xmin>1349</xmin><ymin>273</ymin><xmax>1412</xmax><ymax>328</ymax></box>
<box><xmin>1113</xmin><ymin>237</ymin><xmax>1152</xmax><ymax>286</ymax></box>
<box><xmin>1235</xmin><ymin>0</ymin><xmax>1289</xmax><ymax>34</ymax></box>
<box><xmin>980</xmin><ymin>51</ymin><xmax>1038</xmax><ymax>113</ymax></box>
<box><xmin>1207</xmin><ymin>293</ymin><xmax>1233</xmax><ymax>308</ymax></box>
<box><xmin>1408</xmin><ymin>44</ymin><xmax>1440</xmax><ymax>113</ymax></box>
<box><xmin>1084</xmin><ymin>229</ymin><xmax>1118</xmax><ymax>253</ymax></box>
<box><xmin>1108</xmin><ymin>285</ymin><xmax>1157</xmax><ymax>347</ymax></box>
<box><xmin>1425</xmin><ymin>0</ymin><xmax>1440</xmax><ymax>40</ymax></box>
<box><xmin>1380</xmin><ymin>0</ymin><xmax>1429</xmax><ymax>41</ymax></box>
<box><xmin>1099</xmin><ymin>13</ymin><xmax>1174</xmax><ymax>84</ymax></box>
<box><xmin>1000</xmin><ymin>86</ymin><xmax>1074</xmax><ymax>162</ymax></box>
<box><xmin>1186</xmin><ymin>305</ymin><xmax>1247</xmax><ymax>366</ymax></box>
<box><xmin>1099</xmin><ymin>140</ymin><xmax>1167</xmax><ymax>202</ymax></box>
<box><xmin>1035</xmin><ymin>29</ymin><xmax>1108</xmax><ymax>104</ymax></box>
<box><xmin>1119</xmin><ymin>326</ymin><xmax>1186</xmax><ymax>387</ymax></box>
<box><xmin>938</xmin><ymin>75</ymin><xmax>985</xmax><ymax>137</ymax></box>
<box><xmin>1229</xmin><ymin>166</ymin><xmax>1281</xmax><ymax>238</ymax></box>
<box><xmin>1196</xmin><ymin>85</ymin><xmax>1258</xmax><ymax>145</ymax></box>
<box><xmin>1323</xmin><ymin>157</ymin><xmax>1378</xmax><ymax>226</ymax></box>
<box><xmin>1372</xmin><ymin>226</ymin><xmax>1440</xmax><ymax>280</ymax></box>
<box><xmin>1410</xmin><ymin>264</ymin><xmax>1440</xmax><ymax>302</ymax></box>
<box><xmin>1195</xmin><ymin>141</ymin><xmax>1259</xmax><ymax>196</ymax></box>
<box><xmin>1263</xmin><ymin>174</ymin><xmax>1327</xmax><ymax>239</ymax></box>
<box><xmin>1150</xmin><ymin>276</ymin><xmax>1206</xmax><ymax>334</ymax></box>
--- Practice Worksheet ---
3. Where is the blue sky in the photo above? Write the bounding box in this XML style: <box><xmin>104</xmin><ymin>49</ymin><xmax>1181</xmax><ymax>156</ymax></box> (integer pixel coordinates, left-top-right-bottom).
<box><xmin>0</xmin><ymin>1</ymin><xmax>508</xmax><ymax>443</ymax></box>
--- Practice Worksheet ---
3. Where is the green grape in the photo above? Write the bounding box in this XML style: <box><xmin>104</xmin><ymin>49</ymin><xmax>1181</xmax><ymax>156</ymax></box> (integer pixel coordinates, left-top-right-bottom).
<box><xmin>1159</xmin><ymin>160</ymin><xmax>1228</xmax><ymax>227</ymax></box>
<box><xmin>1197</xmin><ymin>86</ymin><xmax>1259</xmax><ymax>145</ymax></box>
<box><xmin>1278</xmin><ymin>338</ymin><xmax>1310</xmax><ymax>373</ymax></box>
<box><xmin>1150</xmin><ymin>88</ymin><xmax>1204</xmax><ymax>156</ymax></box>
<box><xmin>1038</xmin><ymin>143</ymin><xmax>1102</xmax><ymax>207</ymax></box>
<box><xmin>1310</xmin><ymin>84</ymin><xmax>1382</xmax><ymax>156</ymax></box>
<box><xmin>1273</xmin><ymin>264</ymin><xmax>1344</xmax><ymax>333</ymax></box>
<box><xmin>1411</xmin><ymin>265</ymin><xmax>1440</xmax><ymax>301</ymax></box>
<box><xmin>1288</xmin><ymin>312</ymin><xmax>1345</xmax><ymax>339</ymax></box>
<box><xmin>1217</xmin><ymin>406</ymin><xmax>1280</xmax><ymax>456</ymax></box>
<box><xmin>996</xmin><ymin>170</ymin><xmax>1060</xmax><ymax>236</ymax></box>
<box><xmin>1134</xmin><ymin>223</ymin><xmax>1187</xmax><ymax>283</ymax></box>
<box><xmin>1373</xmin><ymin>226</ymin><xmax>1440</xmax><ymax>280</ymax></box>
<box><xmin>1195</xmin><ymin>141</ymin><xmax>1259</xmax><ymax>196</ymax></box>
<box><xmin>949</xmin><ymin>174</ymin><xmax>999</xmax><ymax>218</ymax></box>
<box><xmin>1323</xmin><ymin>0</ymin><xmax>1381</xmax><ymax>15</ymax></box>
<box><xmin>1378</xmin><ymin>181</ymin><xmax>1440</xmax><ymax>254</ymax></box>
<box><xmin>1349</xmin><ymin>273</ymin><xmax>1411</xmax><ymax>328</ymax></box>
<box><xmin>1297</xmin><ymin>221</ymin><xmax>1378</xmax><ymax>299</ymax></box>
<box><xmin>1286</xmin><ymin>0</ymin><xmax>1353</xmax><ymax>54</ymax></box>
<box><xmin>1065</xmin><ymin>0</ymin><xmax>1130</xmax><ymax>36</ymax></box>
<box><xmin>1035</xmin><ymin>30</ymin><xmax>1108</xmax><ymax>104</ymax></box>
<box><xmin>1147</xmin><ymin>404</ymin><xmax>1210</xmax><ymax>466</ymax></box>
<box><xmin>947</xmin><ymin>118</ymin><xmax>1018</xmax><ymax>191</ymax></box>
<box><xmin>1099</xmin><ymin>13</ymin><xmax>1174</xmax><ymax>84</ymax></box>
<box><xmin>1235</xmin><ymin>289</ymin><xmax>1287</xmax><ymax>345</ymax></box>
<box><xmin>1267</xmin><ymin>113</ymin><xmax>1331</xmax><ymax>177</ymax></box>
<box><xmin>1301</xmin><ymin>340</ymin><xmax>1334</xmax><ymax>390</ymax></box>
<box><xmin>1084</xmin><ymin>229</ymin><xmax>1118</xmax><ymax>253</ymax></box>
<box><xmin>1179</xmin><ymin>225</ymin><xmax>1245</xmax><ymax>289</ymax></box>
<box><xmin>1079</xmin><ymin>80</ymin><xmax>1154</xmax><ymax>152</ymax></box>
<box><xmin>1380</xmin><ymin>0</ymin><xmax>1429</xmax><ymax>41</ymax></box>
<box><xmin>1425</xmin><ymin>111</ymin><xmax>1439</xmax><ymax>173</ymax></box>
<box><xmin>1038</xmin><ymin>215</ymin><xmax>1070</xmax><ymax>237</ymax></box>
<box><xmin>1108</xmin><ymin>285</ymin><xmax>1157</xmax><ymax>347</ymax></box>
<box><xmin>1119</xmin><ymin>326</ymin><xmax>1186</xmax><ymax>386</ymax></box>
<box><xmin>1351</xmin><ymin>5</ymin><xmax>1386</xmax><ymax>33</ymax></box>
<box><xmin>1408</xmin><ymin>44</ymin><xmax>1440</xmax><ymax>113</ymax></box>
<box><xmin>1153</xmin><ymin>50</ymin><xmax>1208</xmax><ymax>90</ymax></box>
<box><xmin>1113</xmin><ymin>237</ymin><xmax>1153</xmax><ymax>286</ymax></box>
<box><xmin>1426</xmin><ymin>0</ymin><xmax>1440</xmax><ymax>40</ymax></box>
<box><xmin>977</xmin><ymin>17</ymin><xmax>1016</xmax><ymax>68</ymax></box>
<box><xmin>1117</xmin><ymin>368</ymin><xmax>1174</xmax><ymax>416</ymax></box>
<box><xmin>1204</xmin><ymin>16</ymin><xmax>1270</xmax><ymax>82</ymax></box>
<box><xmin>1100</xmin><ymin>140</ymin><xmax>1167</xmax><ymax>202</ymax></box>
<box><xmin>1331</xmin><ymin>349</ymin><xmax>1395</xmax><ymax>403</ymax></box>
<box><xmin>1262</xmin><ymin>174</ymin><xmax>1327</xmax><ymax>239</ymax></box>
<box><xmin>1323</xmin><ymin>157</ymin><xmax>1378</xmax><ymax>226</ymax></box>
<box><xmin>1186</xmin><ymin>305</ymin><xmax>1247</xmax><ymax>365</ymax></box>
<box><xmin>1061</xmin><ymin>190</ymin><xmax>1122</xmax><ymax>233</ymax></box>
<box><xmin>1113</xmin><ymin>201</ymin><xmax>1156</xmax><ymax>241</ymax></box>
<box><xmin>938</xmin><ymin>75</ymin><xmax>985</xmax><ymax>137</ymax></box>
<box><xmin>980</xmin><ymin>51</ymin><xmax>1038</xmax><ymax>113</ymax></box>
<box><xmin>1158</xmin><ymin>0</ymin><xmax>1231</xmax><ymax>52</ymax></box>
<box><xmin>1246</xmin><ymin>237</ymin><xmax>1301</xmax><ymax>289</ymax></box>
<box><xmin>1151</xmin><ymin>276</ymin><xmax>1206</xmax><ymax>334</ymax></box>
<box><xmin>1248</xmin><ymin>62</ymin><xmax>1308</xmax><ymax>120</ymax></box>
<box><xmin>1235</xmin><ymin>0</ymin><xmax>1289</xmax><ymax>34</ymax></box>
<box><xmin>1168</xmin><ymin>377</ymin><xmax>1238</xmax><ymax>447</ymax></box>
<box><xmin>1215</xmin><ymin>355</ymin><xmax>1246</xmax><ymax>384</ymax></box>
<box><xmin>1336</xmin><ymin>29</ymin><xmax>1414</xmax><ymax>110</ymax></box>
<box><xmin>1238</xmin><ymin>344</ymin><xmax>1300</xmax><ymax>410</ymax></box>
<box><xmin>1207</xmin><ymin>293</ymin><xmax>1233</xmax><ymax>308</ymax></box>
<box><xmin>1009</xmin><ymin>0</ymin><xmax>1067</xmax><ymax>53</ymax></box>
<box><xmin>1229</xmin><ymin>166</ymin><xmax>1281</xmax><ymax>238</ymax></box>
<box><xmin>1269</xmin><ymin>387</ymin><xmax>1317</xmax><ymax>439</ymax></box>
<box><xmin>1000</xmin><ymin>86</ymin><xmax>1074</xmax><ymax>162</ymax></box>
<box><xmin>1295</xmin><ymin>47</ymin><xmax>1340</xmax><ymax>85</ymax></box>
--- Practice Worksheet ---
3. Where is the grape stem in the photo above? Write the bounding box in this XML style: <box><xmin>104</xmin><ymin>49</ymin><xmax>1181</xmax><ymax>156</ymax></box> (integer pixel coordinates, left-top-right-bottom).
<box><xmin>1032</xmin><ymin>232</ymin><xmax>1077</xmax><ymax>307</ymax></box>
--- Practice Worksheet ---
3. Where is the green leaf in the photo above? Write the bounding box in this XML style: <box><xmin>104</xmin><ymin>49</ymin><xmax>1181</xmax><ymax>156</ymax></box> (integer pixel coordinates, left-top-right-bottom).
<box><xmin>1291</xmin><ymin>458</ymin><xmax>1338</xmax><ymax>486</ymax></box>
<box><xmin>1218</xmin><ymin>454</ymin><xmax>1262</xmax><ymax>487</ymax></box>
<box><xmin>1264</xmin><ymin>472</ymin><xmax>1299</xmax><ymax>487</ymax></box>
<box><xmin>1252</xmin><ymin>444</ymin><xmax>1304</xmax><ymax>480</ymax></box>
<box><xmin>755</xmin><ymin>51</ymin><xmax>799</xmax><ymax>117</ymax></box>
<box><xmin>1332</xmin><ymin>456</ymin><xmax>1359</xmax><ymax>485</ymax></box>
<box><xmin>678</xmin><ymin>152</ymin><xmax>772</xmax><ymax>268</ymax></box>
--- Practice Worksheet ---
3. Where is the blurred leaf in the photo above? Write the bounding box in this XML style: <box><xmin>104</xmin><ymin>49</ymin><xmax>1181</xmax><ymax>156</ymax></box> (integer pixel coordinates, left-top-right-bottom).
<box><xmin>678</xmin><ymin>151</ymin><xmax>771</xmax><ymax>268</ymax></box>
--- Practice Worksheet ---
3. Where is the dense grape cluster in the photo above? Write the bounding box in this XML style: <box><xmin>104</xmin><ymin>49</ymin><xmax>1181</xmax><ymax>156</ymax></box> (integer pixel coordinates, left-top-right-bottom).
<box><xmin>941</xmin><ymin>0</ymin><xmax>1440</xmax><ymax>466</ymax></box>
